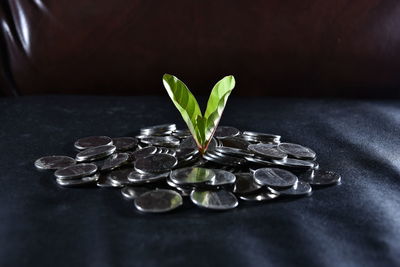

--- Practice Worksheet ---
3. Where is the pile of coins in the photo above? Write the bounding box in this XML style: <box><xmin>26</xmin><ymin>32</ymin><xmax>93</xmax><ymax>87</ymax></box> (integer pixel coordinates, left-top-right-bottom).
<box><xmin>34</xmin><ymin>124</ymin><xmax>341</xmax><ymax>213</ymax></box>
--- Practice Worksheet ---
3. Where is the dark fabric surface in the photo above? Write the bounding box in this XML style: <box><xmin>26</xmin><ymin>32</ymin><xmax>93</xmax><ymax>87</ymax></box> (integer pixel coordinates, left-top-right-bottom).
<box><xmin>0</xmin><ymin>95</ymin><xmax>399</xmax><ymax>267</ymax></box>
<box><xmin>1</xmin><ymin>0</ymin><xmax>400</xmax><ymax>97</ymax></box>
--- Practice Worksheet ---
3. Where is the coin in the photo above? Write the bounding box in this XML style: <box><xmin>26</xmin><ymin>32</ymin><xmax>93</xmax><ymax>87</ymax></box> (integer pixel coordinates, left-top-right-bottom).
<box><xmin>34</xmin><ymin>156</ymin><xmax>76</xmax><ymax>170</ymax></box>
<box><xmin>180</xmin><ymin>137</ymin><xmax>218</xmax><ymax>151</ymax></box>
<box><xmin>54</xmin><ymin>163</ymin><xmax>98</xmax><ymax>180</ymax></box>
<box><xmin>129</xmin><ymin>146</ymin><xmax>157</xmax><ymax>160</ymax></box>
<box><xmin>74</xmin><ymin>136</ymin><xmax>113</xmax><ymax>150</ymax></box>
<box><xmin>214</xmin><ymin>126</ymin><xmax>240</xmax><ymax>138</ymax></box>
<box><xmin>134</xmin><ymin>154</ymin><xmax>177</xmax><ymax>174</ymax></box>
<box><xmin>170</xmin><ymin>167</ymin><xmax>215</xmax><ymax>185</ymax></box>
<box><xmin>272</xmin><ymin>158</ymin><xmax>315</xmax><ymax>170</ymax></box>
<box><xmin>140</xmin><ymin>123</ymin><xmax>177</xmax><ymax>135</ymax></box>
<box><xmin>127</xmin><ymin>170</ymin><xmax>170</xmax><ymax>184</ymax></box>
<box><xmin>56</xmin><ymin>173</ymin><xmax>99</xmax><ymax>187</ymax></box>
<box><xmin>100</xmin><ymin>153</ymin><xmax>129</xmax><ymax>171</ymax></box>
<box><xmin>106</xmin><ymin>167</ymin><xmax>133</xmax><ymax>185</ymax></box>
<box><xmin>174</xmin><ymin>148</ymin><xmax>198</xmax><ymax>160</ymax></box>
<box><xmin>248</xmin><ymin>144</ymin><xmax>287</xmax><ymax>160</ymax></box>
<box><xmin>203</xmin><ymin>151</ymin><xmax>246</xmax><ymax>167</ymax></box>
<box><xmin>233</xmin><ymin>173</ymin><xmax>263</xmax><ymax>195</ymax></box>
<box><xmin>239</xmin><ymin>188</ymin><xmax>280</xmax><ymax>201</ymax></box>
<box><xmin>96</xmin><ymin>173</ymin><xmax>123</xmax><ymax>188</ymax></box>
<box><xmin>121</xmin><ymin>186</ymin><xmax>151</xmax><ymax>200</ymax></box>
<box><xmin>206</xmin><ymin>169</ymin><xmax>236</xmax><ymax>186</ymax></box>
<box><xmin>112</xmin><ymin>137</ymin><xmax>138</xmax><ymax>151</ymax></box>
<box><xmin>253</xmin><ymin>168</ymin><xmax>298</xmax><ymax>188</ymax></box>
<box><xmin>245</xmin><ymin>156</ymin><xmax>275</xmax><ymax>166</ymax></box>
<box><xmin>220</xmin><ymin>137</ymin><xmax>250</xmax><ymax>150</ymax></box>
<box><xmin>179</xmin><ymin>136</ymin><xmax>198</xmax><ymax>149</ymax></box>
<box><xmin>214</xmin><ymin>147</ymin><xmax>254</xmax><ymax>157</ymax></box>
<box><xmin>278</xmin><ymin>180</ymin><xmax>312</xmax><ymax>196</ymax></box>
<box><xmin>309</xmin><ymin>170</ymin><xmax>341</xmax><ymax>186</ymax></box>
<box><xmin>134</xmin><ymin>189</ymin><xmax>183</xmax><ymax>213</ymax></box>
<box><xmin>242</xmin><ymin>131</ymin><xmax>280</xmax><ymax>143</ymax></box>
<box><xmin>34</xmin><ymin>122</ymin><xmax>342</xmax><ymax>215</ymax></box>
<box><xmin>171</xmin><ymin>129</ymin><xmax>191</xmax><ymax>139</ymax></box>
<box><xmin>140</xmin><ymin>136</ymin><xmax>180</xmax><ymax>147</ymax></box>
<box><xmin>277</xmin><ymin>143</ymin><xmax>316</xmax><ymax>160</ymax></box>
<box><xmin>75</xmin><ymin>145</ymin><xmax>116</xmax><ymax>162</ymax></box>
<box><xmin>190</xmin><ymin>189</ymin><xmax>238</xmax><ymax>210</ymax></box>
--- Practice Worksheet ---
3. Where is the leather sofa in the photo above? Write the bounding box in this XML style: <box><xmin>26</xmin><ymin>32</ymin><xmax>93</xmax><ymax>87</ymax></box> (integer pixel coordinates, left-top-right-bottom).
<box><xmin>1</xmin><ymin>0</ymin><xmax>400</xmax><ymax>97</ymax></box>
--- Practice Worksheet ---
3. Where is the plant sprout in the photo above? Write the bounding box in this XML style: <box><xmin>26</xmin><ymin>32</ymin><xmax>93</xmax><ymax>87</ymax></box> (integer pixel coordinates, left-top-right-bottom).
<box><xmin>162</xmin><ymin>74</ymin><xmax>236</xmax><ymax>154</ymax></box>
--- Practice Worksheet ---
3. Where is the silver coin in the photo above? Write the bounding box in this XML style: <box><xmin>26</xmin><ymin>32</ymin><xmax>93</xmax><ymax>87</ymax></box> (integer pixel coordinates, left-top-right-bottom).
<box><xmin>214</xmin><ymin>126</ymin><xmax>240</xmax><ymax>138</ymax></box>
<box><xmin>129</xmin><ymin>146</ymin><xmax>157</xmax><ymax>160</ymax></box>
<box><xmin>254</xmin><ymin>168</ymin><xmax>298</xmax><ymax>188</ymax></box>
<box><xmin>242</xmin><ymin>131</ymin><xmax>280</xmax><ymax>142</ymax></box>
<box><xmin>310</xmin><ymin>170</ymin><xmax>341</xmax><ymax>186</ymax></box>
<box><xmin>156</xmin><ymin>147</ymin><xmax>170</xmax><ymax>154</ymax></box>
<box><xmin>206</xmin><ymin>169</ymin><xmax>236</xmax><ymax>186</ymax></box>
<box><xmin>171</xmin><ymin>129</ymin><xmax>191</xmax><ymax>139</ymax></box>
<box><xmin>140</xmin><ymin>124</ymin><xmax>177</xmax><ymax>135</ymax></box>
<box><xmin>75</xmin><ymin>145</ymin><xmax>116</xmax><ymax>162</ymax></box>
<box><xmin>203</xmin><ymin>151</ymin><xmax>246</xmax><ymax>167</ymax></box>
<box><xmin>278</xmin><ymin>180</ymin><xmax>312</xmax><ymax>196</ymax></box>
<box><xmin>134</xmin><ymin>154</ymin><xmax>177</xmax><ymax>174</ymax></box>
<box><xmin>180</xmin><ymin>137</ymin><xmax>218</xmax><ymax>151</ymax></box>
<box><xmin>165</xmin><ymin>179</ymin><xmax>192</xmax><ymax>196</ymax></box>
<box><xmin>74</xmin><ymin>136</ymin><xmax>113</xmax><ymax>150</ymax></box>
<box><xmin>298</xmin><ymin>170</ymin><xmax>315</xmax><ymax>182</ymax></box>
<box><xmin>134</xmin><ymin>189</ymin><xmax>183</xmax><ymax>213</ymax></box>
<box><xmin>140</xmin><ymin>136</ymin><xmax>180</xmax><ymax>147</ymax></box>
<box><xmin>97</xmin><ymin>173</ymin><xmax>123</xmax><ymax>188</ymax></box>
<box><xmin>121</xmin><ymin>186</ymin><xmax>151</xmax><ymax>200</ymax></box>
<box><xmin>54</xmin><ymin>163</ymin><xmax>97</xmax><ymax>180</ymax></box>
<box><xmin>214</xmin><ymin>147</ymin><xmax>254</xmax><ymax>157</ymax></box>
<box><xmin>112</xmin><ymin>137</ymin><xmax>138</xmax><ymax>151</ymax></box>
<box><xmin>170</xmin><ymin>167</ymin><xmax>215</xmax><ymax>185</ymax></box>
<box><xmin>272</xmin><ymin>158</ymin><xmax>315</xmax><ymax>169</ymax></box>
<box><xmin>245</xmin><ymin>156</ymin><xmax>275</xmax><ymax>166</ymax></box>
<box><xmin>239</xmin><ymin>188</ymin><xmax>280</xmax><ymax>201</ymax></box>
<box><xmin>100</xmin><ymin>153</ymin><xmax>129</xmax><ymax>171</ymax></box>
<box><xmin>190</xmin><ymin>189</ymin><xmax>238</xmax><ymax>210</ymax></box>
<box><xmin>220</xmin><ymin>137</ymin><xmax>250</xmax><ymax>150</ymax></box>
<box><xmin>128</xmin><ymin>170</ymin><xmax>170</xmax><ymax>184</ymax></box>
<box><xmin>233</xmin><ymin>173</ymin><xmax>263</xmax><ymax>194</ymax></box>
<box><xmin>248</xmin><ymin>144</ymin><xmax>288</xmax><ymax>160</ymax></box>
<box><xmin>56</xmin><ymin>173</ymin><xmax>99</xmax><ymax>187</ymax></box>
<box><xmin>34</xmin><ymin>156</ymin><xmax>76</xmax><ymax>170</ymax></box>
<box><xmin>277</xmin><ymin>143</ymin><xmax>316</xmax><ymax>160</ymax></box>
<box><xmin>175</xmin><ymin>153</ymin><xmax>201</xmax><ymax>168</ymax></box>
<box><xmin>174</xmin><ymin>148</ymin><xmax>198</xmax><ymax>160</ymax></box>
<box><xmin>107</xmin><ymin>167</ymin><xmax>134</xmax><ymax>185</ymax></box>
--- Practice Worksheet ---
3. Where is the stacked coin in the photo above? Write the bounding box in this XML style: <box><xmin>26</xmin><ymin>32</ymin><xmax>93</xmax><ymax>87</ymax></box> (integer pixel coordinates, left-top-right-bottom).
<box><xmin>34</xmin><ymin>124</ymin><xmax>342</xmax><ymax>213</ymax></box>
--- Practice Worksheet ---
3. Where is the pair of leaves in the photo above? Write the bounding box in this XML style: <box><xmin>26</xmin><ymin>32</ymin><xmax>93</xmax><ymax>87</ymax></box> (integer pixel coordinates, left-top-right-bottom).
<box><xmin>163</xmin><ymin>74</ymin><xmax>235</xmax><ymax>153</ymax></box>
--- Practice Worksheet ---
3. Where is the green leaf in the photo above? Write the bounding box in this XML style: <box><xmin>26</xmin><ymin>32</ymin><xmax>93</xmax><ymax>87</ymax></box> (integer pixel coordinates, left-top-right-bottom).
<box><xmin>162</xmin><ymin>74</ymin><xmax>202</xmax><ymax>147</ymax></box>
<box><xmin>204</xmin><ymin>75</ymin><xmax>236</xmax><ymax>118</ymax></box>
<box><xmin>202</xmin><ymin>76</ymin><xmax>235</xmax><ymax>148</ymax></box>
<box><xmin>203</xmin><ymin>90</ymin><xmax>233</xmax><ymax>144</ymax></box>
<box><xmin>163</xmin><ymin>74</ymin><xmax>235</xmax><ymax>154</ymax></box>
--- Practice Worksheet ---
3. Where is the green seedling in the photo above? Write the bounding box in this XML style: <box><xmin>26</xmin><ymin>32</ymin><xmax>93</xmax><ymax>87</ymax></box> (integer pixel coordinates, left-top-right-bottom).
<box><xmin>163</xmin><ymin>74</ymin><xmax>235</xmax><ymax>154</ymax></box>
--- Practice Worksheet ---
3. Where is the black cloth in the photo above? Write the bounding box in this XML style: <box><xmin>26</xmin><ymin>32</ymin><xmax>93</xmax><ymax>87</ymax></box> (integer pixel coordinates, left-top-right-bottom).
<box><xmin>1</xmin><ymin>95</ymin><xmax>399</xmax><ymax>267</ymax></box>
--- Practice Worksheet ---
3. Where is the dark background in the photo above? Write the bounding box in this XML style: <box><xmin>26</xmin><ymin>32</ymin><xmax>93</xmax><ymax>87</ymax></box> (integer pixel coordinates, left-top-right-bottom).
<box><xmin>1</xmin><ymin>0</ymin><xmax>400</xmax><ymax>97</ymax></box>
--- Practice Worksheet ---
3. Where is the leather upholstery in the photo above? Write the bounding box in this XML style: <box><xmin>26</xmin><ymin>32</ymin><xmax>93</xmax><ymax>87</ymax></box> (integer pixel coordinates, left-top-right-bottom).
<box><xmin>1</xmin><ymin>0</ymin><xmax>400</xmax><ymax>97</ymax></box>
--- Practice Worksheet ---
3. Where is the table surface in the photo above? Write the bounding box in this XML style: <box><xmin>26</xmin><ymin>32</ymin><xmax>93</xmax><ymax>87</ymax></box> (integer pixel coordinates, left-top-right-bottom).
<box><xmin>1</xmin><ymin>95</ymin><xmax>399</xmax><ymax>267</ymax></box>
